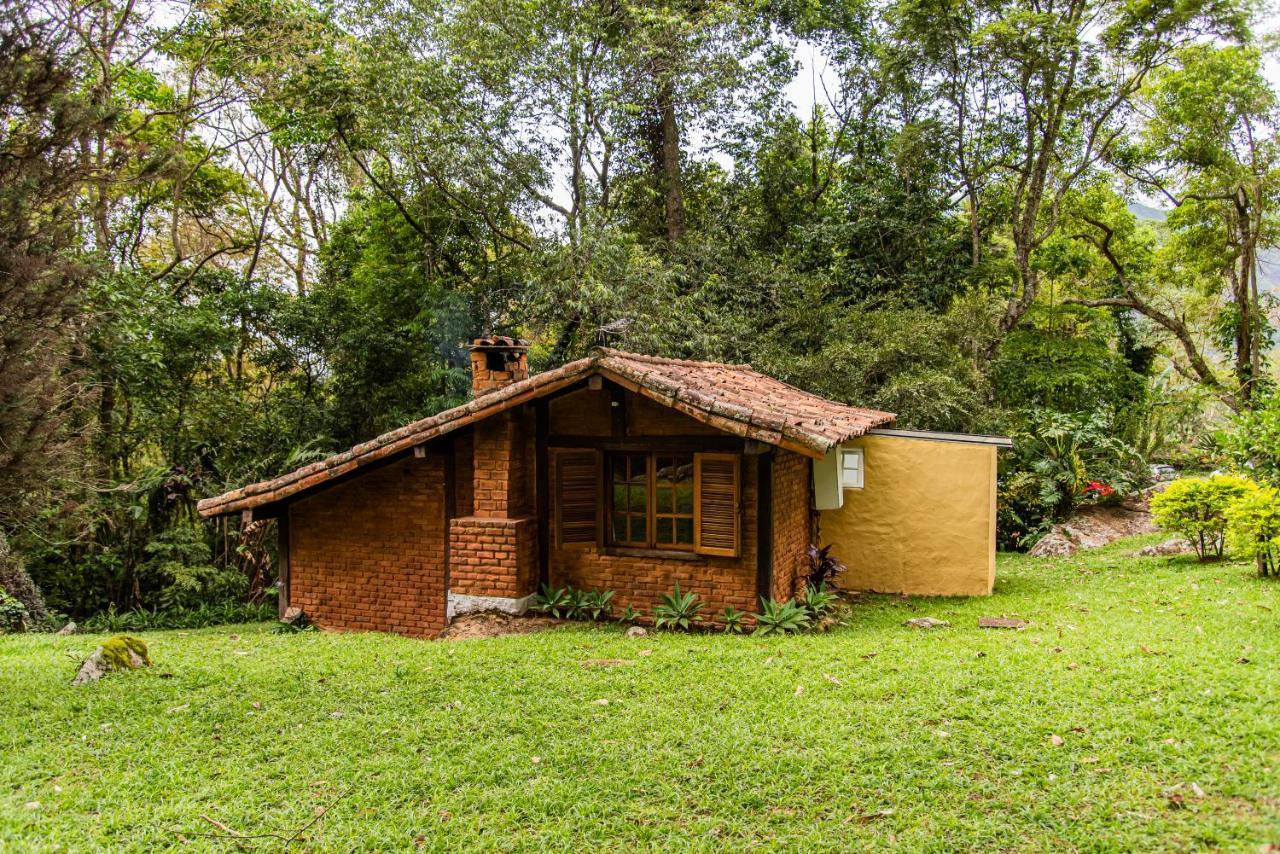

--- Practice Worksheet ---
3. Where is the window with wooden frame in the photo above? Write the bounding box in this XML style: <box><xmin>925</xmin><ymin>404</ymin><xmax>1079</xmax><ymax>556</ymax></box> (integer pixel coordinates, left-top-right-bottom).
<box><xmin>554</xmin><ymin>448</ymin><xmax>741</xmax><ymax>557</ymax></box>
<box><xmin>607</xmin><ymin>452</ymin><xmax>695</xmax><ymax>550</ymax></box>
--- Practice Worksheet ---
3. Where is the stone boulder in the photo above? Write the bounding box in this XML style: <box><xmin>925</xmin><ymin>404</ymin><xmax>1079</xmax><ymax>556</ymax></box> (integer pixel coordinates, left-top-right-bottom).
<box><xmin>72</xmin><ymin>635</ymin><xmax>150</xmax><ymax>686</ymax></box>
<box><xmin>1029</xmin><ymin>496</ymin><xmax>1161</xmax><ymax>558</ymax></box>
<box><xmin>1135</xmin><ymin>538</ymin><xmax>1192</xmax><ymax>557</ymax></box>
<box><xmin>904</xmin><ymin>617</ymin><xmax>949</xmax><ymax>629</ymax></box>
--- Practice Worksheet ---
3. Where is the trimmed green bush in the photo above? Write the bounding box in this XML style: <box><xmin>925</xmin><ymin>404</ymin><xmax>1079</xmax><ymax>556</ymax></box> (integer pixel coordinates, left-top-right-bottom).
<box><xmin>1150</xmin><ymin>475</ymin><xmax>1256</xmax><ymax>561</ymax></box>
<box><xmin>1226</xmin><ymin>486</ymin><xmax>1280</xmax><ymax>578</ymax></box>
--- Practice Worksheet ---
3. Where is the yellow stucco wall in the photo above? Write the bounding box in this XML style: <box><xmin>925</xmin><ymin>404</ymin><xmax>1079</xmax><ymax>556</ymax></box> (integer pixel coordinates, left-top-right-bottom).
<box><xmin>819</xmin><ymin>434</ymin><xmax>996</xmax><ymax>596</ymax></box>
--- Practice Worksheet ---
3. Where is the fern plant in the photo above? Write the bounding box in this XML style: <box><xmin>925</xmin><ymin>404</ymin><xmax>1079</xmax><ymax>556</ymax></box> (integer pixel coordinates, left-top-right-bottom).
<box><xmin>752</xmin><ymin>598</ymin><xmax>810</xmax><ymax>636</ymax></box>
<box><xmin>652</xmin><ymin>583</ymin><xmax>703</xmax><ymax>630</ymax></box>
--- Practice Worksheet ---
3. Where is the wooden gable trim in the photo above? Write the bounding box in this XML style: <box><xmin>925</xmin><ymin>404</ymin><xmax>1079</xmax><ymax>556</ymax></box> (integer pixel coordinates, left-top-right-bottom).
<box><xmin>593</xmin><ymin>368</ymin><xmax>824</xmax><ymax>459</ymax></box>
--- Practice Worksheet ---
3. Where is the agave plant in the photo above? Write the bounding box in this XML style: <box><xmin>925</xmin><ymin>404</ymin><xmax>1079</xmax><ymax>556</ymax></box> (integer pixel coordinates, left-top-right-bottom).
<box><xmin>797</xmin><ymin>583</ymin><xmax>838</xmax><ymax>617</ymax></box>
<box><xmin>581</xmin><ymin>589</ymin><xmax>615</xmax><ymax>621</ymax></box>
<box><xmin>533</xmin><ymin>584</ymin><xmax>573</xmax><ymax>618</ymax></box>
<box><xmin>652</xmin><ymin>582</ymin><xmax>703</xmax><ymax>630</ymax></box>
<box><xmin>719</xmin><ymin>605</ymin><xmax>747</xmax><ymax>634</ymax></box>
<box><xmin>752</xmin><ymin>598</ymin><xmax>811</xmax><ymax>636</ymax></box>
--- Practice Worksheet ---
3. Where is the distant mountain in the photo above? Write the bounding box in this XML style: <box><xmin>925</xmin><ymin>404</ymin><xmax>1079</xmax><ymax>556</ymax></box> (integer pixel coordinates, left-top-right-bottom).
<box><xmin>1125</xmin><ymin>202</ymin><xmax>1280</xmax><ymax>296</ymax></box>
<box><xmin>1127</xmin><ymin>201</ymin><xmax>1167</xmax><ymax>222</ymax></box>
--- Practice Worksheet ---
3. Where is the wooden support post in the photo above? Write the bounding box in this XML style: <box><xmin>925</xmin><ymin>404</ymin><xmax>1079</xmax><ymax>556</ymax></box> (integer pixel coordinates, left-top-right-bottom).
<box><xmin>756</xmin><ymin>453</ymin><xmax>774</xmax><ymax>602</ymax></box>
<box><xmin>276</xmin><ymin>512</ymin><xmax>290</xmax><ymax>620</ymax></box>
<box><xmin>536</xmin><ymin>398</ymin><xmax>550</xmax><ymax>588</ymax></box>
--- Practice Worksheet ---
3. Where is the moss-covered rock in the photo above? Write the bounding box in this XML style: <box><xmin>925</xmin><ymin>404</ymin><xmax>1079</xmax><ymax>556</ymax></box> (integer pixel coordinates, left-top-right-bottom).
<box><xmin>72</xmin><ymin>635</ymin><xmax>151</xmax><ymax>685</ymax></box>
<box><xmin>99</xmin><ymin>636</ymin><xmax>150</xmax><ymax>669</ymax></box>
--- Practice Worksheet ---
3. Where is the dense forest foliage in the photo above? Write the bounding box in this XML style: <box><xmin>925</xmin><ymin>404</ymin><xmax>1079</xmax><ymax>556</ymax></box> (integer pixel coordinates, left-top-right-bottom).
<box><xmin>3</xmin><ymin>0</ymin><xmax>1278</xmax><ymax>620</ymax></box>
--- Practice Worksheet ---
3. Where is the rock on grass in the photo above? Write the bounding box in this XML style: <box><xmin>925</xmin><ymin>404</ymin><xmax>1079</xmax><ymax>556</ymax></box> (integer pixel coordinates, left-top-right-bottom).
<box><xmin>72</xmin><ymin>635</ymin><xmax>151</xmax><ymax>686</ymax></box>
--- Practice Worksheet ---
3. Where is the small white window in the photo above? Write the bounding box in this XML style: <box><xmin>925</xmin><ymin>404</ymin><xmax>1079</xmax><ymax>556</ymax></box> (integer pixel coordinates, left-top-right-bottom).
<box><xmin>840</xmin><ymin>447</ymin><xmax>864</xmax><ymax>489</ymax></box>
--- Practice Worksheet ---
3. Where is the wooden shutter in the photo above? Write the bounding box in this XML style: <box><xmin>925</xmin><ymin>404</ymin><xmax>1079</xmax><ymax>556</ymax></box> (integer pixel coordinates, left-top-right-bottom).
<box><xmin>694</xmin><ymin>453</ymin><xmax>740</xmax><ymax>557</ymax></box>
<box><xmin>554</xmin><ymin>449</ymin><xmax>600</xmax><ymax>549</ymax></box>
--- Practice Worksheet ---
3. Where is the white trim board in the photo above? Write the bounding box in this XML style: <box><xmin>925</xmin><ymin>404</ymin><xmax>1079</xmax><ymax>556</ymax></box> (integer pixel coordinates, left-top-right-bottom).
<box><xmin>867</xmin><ymin>428</ymin><xmax>1013</xmax><ymax>449</ymax></box>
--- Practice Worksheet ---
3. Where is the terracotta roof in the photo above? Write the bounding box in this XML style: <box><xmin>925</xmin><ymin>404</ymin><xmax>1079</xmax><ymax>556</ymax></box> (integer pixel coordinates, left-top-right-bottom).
<box><xmin>196</xmin><ymin>349</ymin><xmax>894</xmax><ymax>517</ymax></box>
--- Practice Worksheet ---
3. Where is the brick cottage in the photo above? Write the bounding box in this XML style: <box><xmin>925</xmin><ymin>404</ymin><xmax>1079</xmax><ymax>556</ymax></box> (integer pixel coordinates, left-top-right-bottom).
<box><xmin>198</xmin><ymin>338</ymin><xmax>1008</xmax><ymax>637</ymax></box>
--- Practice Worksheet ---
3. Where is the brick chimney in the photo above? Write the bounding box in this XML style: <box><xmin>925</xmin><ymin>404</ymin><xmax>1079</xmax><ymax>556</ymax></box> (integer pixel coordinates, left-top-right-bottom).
<box><xmin>469</xmin><ymin>336</ymin><xmax>529</xmax><ymax>397</ymax></box>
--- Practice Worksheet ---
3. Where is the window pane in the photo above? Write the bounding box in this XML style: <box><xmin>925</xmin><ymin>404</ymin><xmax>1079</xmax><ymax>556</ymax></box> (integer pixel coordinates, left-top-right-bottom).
<box><xmin>656</xmin><ymin>517</ymin><xmax>673</xmax><ymax>544</ymax></box>
<box><xmin>612</xmin><ymin>484</ymin><xmax>626</xmax><ymax>511</ymax></box>
<box><xmin>675</xmin><ymin>483</ymin><xmax>693</xmax><ymax>515</ymax></box>
<box><xmin>611</xmin><ymin>455</ymin><xmax>627</xmax><ymax>481</ymax></box>
<box><xmin>655</xmin><ymin>486</ymin><xmax>672</xmax><ymax>513</ymax></box>
<box><xmin>675</xmin><ymin>517</ymin><xmax>696</xmax><ymax>545</ymax></box>
<box><xmin>611</xmin><ymin>513</ymin><xmax>627</xmax><ymax>542</ymax></box>
<box><xmin>628</xmin><ymin>486</ymin><xmax>647</xmax><ymax>513</ymax></box>
<box><xmin>629</xmin><ymin>515</ymin><xmax>647</xmax><ymax>543</ymax></box>
<box><xmin>675</xmin><ymin>517</ymin><xmax>694</xmax><ymax>544</ymax></box>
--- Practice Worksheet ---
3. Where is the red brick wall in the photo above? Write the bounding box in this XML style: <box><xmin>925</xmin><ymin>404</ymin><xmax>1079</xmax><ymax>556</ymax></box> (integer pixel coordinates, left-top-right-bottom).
<box><xmin>551</xmin><ymin>456</ymin><xmax>760</xmax><ymax>619</ymax></box>
<box><xmin>449</xmin><ymin>516</ymin><xmax>538</xmax><ymax>598</ymax></box>
<box><xmin>771</xmin><ymin>449</ymin><xmax>812</xmax><ymax>602</ymax></box>
<box><xmin>453</xmin><ymin>431</ymin><xmax>474</xmax><ymax>516</ymax></box>
<box><xmin>473</xmin><ymin>411</ymin><xmax>533</xmax><ymax>518</ymax></box>
<box><xmin>287</xmin><ymin>455</ymin><xmax>446</xmax><ymax>638</ymax></box>
<box><xmin>469</xmin><ymin>349</ymin><xmax>528</xmax><ymax>395</ymax></box>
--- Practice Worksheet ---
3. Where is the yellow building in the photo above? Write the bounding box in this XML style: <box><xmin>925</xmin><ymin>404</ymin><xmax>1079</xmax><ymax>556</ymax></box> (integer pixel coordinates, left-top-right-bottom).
<box><xmin>815</xmin><ymin>429</ymin><xmax>1011</xmax><ymax>597</ymax></box>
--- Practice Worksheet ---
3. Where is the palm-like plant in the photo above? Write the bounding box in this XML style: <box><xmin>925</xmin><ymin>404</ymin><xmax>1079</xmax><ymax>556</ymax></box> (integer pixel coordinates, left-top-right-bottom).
<box><xmin>652</xmin><ymin>583</ymin><xmax>703</xmax><ymax>630</ymax></box>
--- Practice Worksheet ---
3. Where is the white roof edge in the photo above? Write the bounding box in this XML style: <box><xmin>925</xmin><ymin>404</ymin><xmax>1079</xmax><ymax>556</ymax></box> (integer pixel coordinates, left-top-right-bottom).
<box><xmin>865</xmin><ymin>427</ymin><xmax>1014</xmax><ymax>449</ymax></box>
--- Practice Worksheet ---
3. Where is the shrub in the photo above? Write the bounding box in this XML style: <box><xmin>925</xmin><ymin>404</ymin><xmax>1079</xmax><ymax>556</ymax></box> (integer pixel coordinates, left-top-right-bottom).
<box><xmin>719</xmin><ymin>606</ymin><xmax>747</xmax><ymax>634</ymax></box>
<box><xmin>616</xmin><ymin>604</ymin><xmax>639</xmax><ymax>623</ymax></box>
<box><xmin>1223</xmin><ymin>390</ymin><xmax>1280</xmax><ymax>484</ymax></box>
<box><xmin>0</xmin><ymin>531</ymin><xmax>48</xmax><ymax>623</ymax></box>
<box><xmin>79</xmin><ymin>601</ymin><xmax>276</xmax><ymax>632</ymax></box>
<box><xmin>999</xmin><ymin>409</ymin><xmax>1144</xmax><ymax>545</ymax></box>
<box><xmin>1226</xmin><ymin>486</ymin><xmax>1280</xmax><ymax>578</ymax></box>
<box><xmin>0</xmin><ymin>591</ymin><xmax>30</xmax><ymax>632</ymax></box>
<box><xmin>752</xmin><ymin>598</ymin><xmax>810</xmax><ymax>636</ymax></box>
<box><xmin>805</xmin><ymin>545</ymin><xmax>846</xmax><ymax>589</ymax></box>
<box><xmin>797</xmin><ymin>583</ymin><xmax>838</xmax><ymax>617</ymax></box>
<box><xmin>1150</xmin><ymin>475</ymin><xmax>1257</xmax><ymax>561</ymax></box>
<box><xmin>652</xmin><ymin>583</ymin><xmax>703</xmax><ymax>630</ymax></box>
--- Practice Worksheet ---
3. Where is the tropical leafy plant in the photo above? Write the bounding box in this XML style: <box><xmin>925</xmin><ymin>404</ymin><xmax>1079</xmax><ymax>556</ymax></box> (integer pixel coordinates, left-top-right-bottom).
<box><xmin>719</xmin><ymin>606</ymin><xmax>747</xmax><ymax>634</ymax></box>
<box><xmin>751</xmin><ymin>598</ymin><xmax>810</xmax><ymax>636</ymax></box>
<box><xmin>652</xmin><ymin>583</ymin><xmax>704</xmax><ymax>630</ymax></box>
<box><xmin>1150</xmin><ymin>475</ymin><xmax>1257</xmax><ymax>561</ymax></box>
<box><xmin>805</xmin><ymin>545</ymin><xmax>847</xmax><ymax>590</ymax></box>
<box><xmin>0</xmin><ymin>591</ymin><xmax>30</xmax><ymax>633</ymax></box>
<box><xmin>616</xmin><ymin>604</ymin><xmax>639</xmax><ymax>623</ymax></box>
<box><xmin>79</xmin><ymin>601</ymin><xmax>276</xmax><ymax>631</ymax></box>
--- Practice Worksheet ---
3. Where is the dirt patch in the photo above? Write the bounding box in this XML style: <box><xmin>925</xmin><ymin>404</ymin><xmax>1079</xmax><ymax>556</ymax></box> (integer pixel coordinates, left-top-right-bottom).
<box><xmin>438</xmin><ymin>611</ymin><xmax>564</xmax><ymax>640</ymax></box>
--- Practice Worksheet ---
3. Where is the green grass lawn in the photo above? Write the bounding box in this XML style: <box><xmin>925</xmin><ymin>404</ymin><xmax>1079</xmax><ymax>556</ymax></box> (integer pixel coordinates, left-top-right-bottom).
<box><xmin>3</xmin><ymin>536</ymin><xmax>1278</xmax><ymax>851</ymax></box>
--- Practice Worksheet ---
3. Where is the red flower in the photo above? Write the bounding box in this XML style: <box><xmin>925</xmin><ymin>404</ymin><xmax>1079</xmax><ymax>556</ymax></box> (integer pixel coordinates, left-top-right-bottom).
<box><xmin>1084</xmin><ymin>480</ymin><xmax>1115</xmax><ymax>497</ymax></box>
